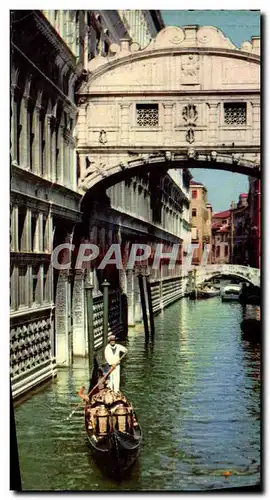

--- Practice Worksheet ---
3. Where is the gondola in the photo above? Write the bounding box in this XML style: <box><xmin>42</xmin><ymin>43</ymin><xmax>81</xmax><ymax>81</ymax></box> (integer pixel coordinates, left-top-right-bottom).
<box><xmin>190</xmin><ymin>286</ymin><xmax>220</xmax><ymax>299</ymax></box>
<box><xmin>84</xmin><ymin>361</ymin><xmax>142</xmax><ymax>477</ymax></box>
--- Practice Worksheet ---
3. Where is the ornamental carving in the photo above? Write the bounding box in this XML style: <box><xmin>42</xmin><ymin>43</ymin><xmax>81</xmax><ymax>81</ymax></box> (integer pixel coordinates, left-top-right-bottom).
<box><xmin>186</xmin><ymin>129</ymin><xmax>195</xmax><ymax>144</ymax></box>
<box><xmin>99</xmin><ymin>129</ymin><xmax>107</xmax><ymax>144</ymax></box>
<box><xmin>182</xmin><ymin>104</ymin><xmax>198</xmax><ymax>125</ymax></box>
<box><xmin>182</xmin><ymin>104</ymin><xmax>198</xmax><ymax>144</ymax></box>
<box><xmin>181</xmin><ymin>54</ymin><xmax>200</xmax><ymax>83</ymax></box>
<box><xmin>96</xmin><ymin>163</ymin><xmax>108</xmax><ymax>178</ymax></box>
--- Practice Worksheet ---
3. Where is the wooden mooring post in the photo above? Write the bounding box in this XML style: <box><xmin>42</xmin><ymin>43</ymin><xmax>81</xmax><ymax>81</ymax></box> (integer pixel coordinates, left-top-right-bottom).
<box><xmin>146</xmin><ymin>273</ymin><xmax>155</xmax><ymax>341</ymax></box>
<box><xmin>102</xmin><ymin>279</ymin><xmax>110</xmax><ymax>347</ymax></box>
<box><xmin>138</xmin><ymin>273</ymin><xmax>150</xmax><ymax>343</ymax></box>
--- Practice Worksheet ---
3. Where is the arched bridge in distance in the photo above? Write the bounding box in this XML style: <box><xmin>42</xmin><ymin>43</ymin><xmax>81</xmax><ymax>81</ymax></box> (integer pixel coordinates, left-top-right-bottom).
<box><xmin>194</xmin><ymin>264</ymin><xmax>260</xmax><ymax>288</ymax></box>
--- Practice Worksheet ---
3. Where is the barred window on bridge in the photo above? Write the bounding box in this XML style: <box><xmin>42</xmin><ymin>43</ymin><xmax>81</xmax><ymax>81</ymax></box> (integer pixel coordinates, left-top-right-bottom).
<box><xmin>224</xmin><ymin>102</ymin><xmax>247</xmax><ymax>126</ymax></box>
<box><xmin>136</xmin><ymin>104</ymin><xmax>159</xmax><ymax>127</ymax></box>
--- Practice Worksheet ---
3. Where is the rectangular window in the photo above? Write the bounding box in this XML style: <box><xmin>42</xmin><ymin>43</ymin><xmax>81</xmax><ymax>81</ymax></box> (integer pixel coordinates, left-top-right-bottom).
<box><xmin>216</xmin><ymin>246</ymin><xmax>220</xmax><ymax>258</ymax></box>
<box><xmin>224</xmin><ymin>102</ymin><xmax>247</xmax><ymax>125</ymax></box>
<box><xmin>192</xmin><ymin>209</ymin><xmax>197</xmax><ymax>217</ymax></box>
<box><xmin>225</xmin><ymin>245</ymin><xmax>229</xmax><ymax>257</ymax></box>
<box><xmin>136</xmin><ymin>104</ymin><xmax>158</xmax><ymax>127</ymax></box>
<box><xmin>192</xmin><ymin>190</ymin><xmax>197</xmax><ymax>199</ymax></box>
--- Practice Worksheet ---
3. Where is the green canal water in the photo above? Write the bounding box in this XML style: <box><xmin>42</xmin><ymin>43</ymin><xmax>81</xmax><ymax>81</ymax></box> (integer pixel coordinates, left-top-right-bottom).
<box><xmin>14</xmin><ymin>297</ymin><xmax>261</xmax><ymax>491</ymax></box>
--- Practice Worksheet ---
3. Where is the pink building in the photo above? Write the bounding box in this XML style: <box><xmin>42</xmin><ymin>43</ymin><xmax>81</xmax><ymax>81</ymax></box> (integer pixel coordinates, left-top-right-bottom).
<box><xmin>212</xmin><ymin>209</ymin><xmax>231</xmax><ymax>264</ymax></box>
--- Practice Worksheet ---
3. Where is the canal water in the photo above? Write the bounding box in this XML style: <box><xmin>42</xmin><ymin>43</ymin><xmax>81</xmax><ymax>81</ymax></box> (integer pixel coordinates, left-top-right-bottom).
<box><xmin>14</xmin><ymin>297</ymin><xmax>261</xmax><ymax>491</ymax></box>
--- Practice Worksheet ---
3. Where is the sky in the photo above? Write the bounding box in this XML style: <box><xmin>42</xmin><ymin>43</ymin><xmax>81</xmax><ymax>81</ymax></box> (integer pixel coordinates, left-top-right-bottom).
<box><xmin>161</xmin><ymin>10</ymin><xmax>261</xmax><ymax>213</ymax></box>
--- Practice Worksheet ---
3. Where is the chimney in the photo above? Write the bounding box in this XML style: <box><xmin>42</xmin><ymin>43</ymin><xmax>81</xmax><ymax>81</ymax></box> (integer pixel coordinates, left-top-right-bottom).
<box><xmin>251</xmin><ymin>36</ymin><xmax>260</xmax><ymax>55</ymax></box>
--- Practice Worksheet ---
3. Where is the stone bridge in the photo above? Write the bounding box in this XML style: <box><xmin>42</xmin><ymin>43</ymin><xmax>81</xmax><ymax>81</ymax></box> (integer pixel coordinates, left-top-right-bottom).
<box><xmin>194</xmin><ymin>264</ymin><xmax>260</xmax><ymax>288</ymax></box>
<box><xmin>76</xmin><ymin>24</ymin><xmax>260</xmax><ymax>198</ymax></box>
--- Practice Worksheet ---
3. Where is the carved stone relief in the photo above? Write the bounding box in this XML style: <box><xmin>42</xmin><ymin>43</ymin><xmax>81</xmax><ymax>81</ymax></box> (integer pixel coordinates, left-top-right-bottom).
<box><xmin>99</xmin><ymin>129</ymin><xmax>107</xmax><ymax>144</ymax></box>
<box><xmin>181</xmin><ymin>54</ymin><xmax>200</xmax><ymax>84</ymax></box>
<box><xmin>182</xmin><ymin>104</ymin><xmax>198</xmax><ymax>144</ymax></box>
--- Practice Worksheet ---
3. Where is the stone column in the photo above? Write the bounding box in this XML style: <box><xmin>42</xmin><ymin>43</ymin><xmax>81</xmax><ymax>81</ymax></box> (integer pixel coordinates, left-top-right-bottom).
<box><xmin>55</xmin><ymin>270</ymin><xmax>70</xmax><ymax>365</ymax></box>
<box><xmin>10</xmin><ymin>205</ymin><xmax>18</xmax><ymax>252</ymax></box>
<box><xmin>21</xmin><ymin>208</ymin><xmax>31</xmax><ymax>252</ymax></box>
<box><xmin>84</xmin><ymin>23</ymin><xmax>89</xmax><ymax>68</ymax></box>
<box><xmin>72</xmin><ymin>269</ymin><xmax>87</xmax><ymax>356</ymax></box>
<box><xmin>206</xmin><ymin>102</ymin><xmax>219</xmax><ymax>142</ymax></box>
<box><xmin>70</xmin><ymin>140</ymin><xmax>76</xmax><ymax>191</ymax></box>
<box><xmin>38</xmin><ymin>212</ymin><xmax>44</xmax><ymax>252</ymax></box>
<box><xmin>10</xmin><ymin>84</ymin><xmax>17</xmax><ymax>162</ymax></box>
<box><xmin>32</xmin><ymin>105</ymin><xmax>41</xmax><ymax>175</ymax></box>
<box><xmin>56</xmin><ymin>124</ymin><xmax>64</xmax><ymax>184</ymax></box>
<box><xmin>51</xmin><ymin>123</ymin><xmax>57</xmax><ymax>183</ymax></box>
<box><xmin>127</xmin><ymin>269</ymin><xmax>135</xmax><ymax>326</ymax></box>
<box><xmin>251</xmin><ymin>102</ymin><xmax>260</xmax><ymax>142</ymax></box>
<box><xmin>163</xmin><ymin>103</ymin><xmax>174</xmax><ymax>146</ymax></box>
<box><xmin>120</xmin><ymin>103</ymin><xmax>131</xmax><ymax>145</ymax></box>
<box><xmin>33</xmin><ymin>213</ymin><xmax>40</xmax><ymax>253</ymax></box>
<box><xmin>19</xmin><ymin>96</ymin><xmax>30</xmax><ymax>168</ymax></box>
<box><xmin>45</xmin><ymin>115</ymin><xmax>52</xmax><ymax>179</ymax></box>
<box><xmin>39</xmin><ymin>262</ymin><xmax>44</xmax><ymax>304</ymax></box>
<box><xmin>65</xmin><ymin>139</ymin><xmax>71</xmax><ymax>188</ymax></box>
<box><xmin>63</xmin><ymin>137</ymin><xmax>68</xmax><ymax>186</ymax></box>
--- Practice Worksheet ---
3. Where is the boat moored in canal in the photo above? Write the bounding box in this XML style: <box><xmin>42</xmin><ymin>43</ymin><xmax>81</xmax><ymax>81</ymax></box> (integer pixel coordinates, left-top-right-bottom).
<box><xmin>190</xmin><ymin>286</ymin><xmax>220</xmax><ymax>299</ymax></box>
<box><xmin>84</xmin><ymin>386</ymin><xmax>142</xmax><ymax>477</ymax></box>
<box><xmin>221</xmin><ymin>284</ymin><xmax>242</xmax><ymax>301</ymax></box>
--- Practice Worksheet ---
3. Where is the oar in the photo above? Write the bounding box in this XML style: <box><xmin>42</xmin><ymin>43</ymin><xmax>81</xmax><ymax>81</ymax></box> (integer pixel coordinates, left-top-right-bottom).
<box><xmin>66</xmin><ymin>351</ymin><xmax>127</xmax><ymax>421</ymax></box>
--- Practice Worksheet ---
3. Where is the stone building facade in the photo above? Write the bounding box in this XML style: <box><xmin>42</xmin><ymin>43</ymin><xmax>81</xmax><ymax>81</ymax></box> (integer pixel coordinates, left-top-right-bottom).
<box><xmin>10</xmin><ymin>9</ymin><xmax>170</xmax><ymax>398</ymax></box>
<box><xmin>190</xmin><ymin>181</ymin><xmax>212</xmax><ymax>265</ymax></box>
<box><xmin>231</xmin><ymin>193</ymin><xmax>250</xmax><ymax>265</ymax></box>
<box><xmin>248</xmin><ymin>178</ymin><xmax>261</xmax><ymax>268</ymax></box>
<box><xmin>212</xmin><ymin>209</ymin><xmax>231</xmax><ymax>264</ymax></box>
<box><xmin>10</xmin><ymin>10</ymin><xmax>83</xmax><ymax>398</ymax></box>
<box><xmin>118</xmin><ymin>10</ymin><xmax>165</xmax><ymax>48</ymax></box>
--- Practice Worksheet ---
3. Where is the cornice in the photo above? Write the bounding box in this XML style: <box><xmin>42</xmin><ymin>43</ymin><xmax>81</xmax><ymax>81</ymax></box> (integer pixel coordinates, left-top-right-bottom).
<box><xmin>77</xmin><ymin>89</ymin><xmax>260</xmax><ymax>99</ymax></box>
<box><xmin>11</xmin><ymin>163</ymin><xmax>82</xmax><ymax>201</ymax></box>
<box><xmin>33</xmin><ymin>11</ymin><xmax>77</xmax><ymax>71</ymax></box>
<box><xmin>11</xmin><ymin>43</ymin><xmax>77</xmax><ymax>112</ymax></box>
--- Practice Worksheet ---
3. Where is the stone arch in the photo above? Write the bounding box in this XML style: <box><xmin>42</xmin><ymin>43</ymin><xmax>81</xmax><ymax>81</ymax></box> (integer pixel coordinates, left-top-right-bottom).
<box><xmin>79</xmin><ymin>152</ymin><xmax>260</xmax><ymax>212</ymax></box>
<box><xmin>196</xmin><ymin>265</ymin><xmax>260</xmax><ymax>287</ymax></box>
<box><xmin>200</xmin><ymin>272</ymin><xmax>256</xmax><ymax>286</ymax></box>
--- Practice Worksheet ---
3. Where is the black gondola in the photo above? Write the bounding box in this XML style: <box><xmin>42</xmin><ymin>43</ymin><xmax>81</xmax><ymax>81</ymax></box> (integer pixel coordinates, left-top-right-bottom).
<box><xmin>84</xmin><ymin>361</ymin><xmax>142</xmax><ymax>477</ymax></box>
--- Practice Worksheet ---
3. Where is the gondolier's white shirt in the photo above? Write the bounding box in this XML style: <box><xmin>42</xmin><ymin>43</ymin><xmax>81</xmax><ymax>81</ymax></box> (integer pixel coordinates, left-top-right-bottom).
<box><xmin>104</xmin><ymin>343</ymin><xmax>127</xmax><ymax>365</ymax></box>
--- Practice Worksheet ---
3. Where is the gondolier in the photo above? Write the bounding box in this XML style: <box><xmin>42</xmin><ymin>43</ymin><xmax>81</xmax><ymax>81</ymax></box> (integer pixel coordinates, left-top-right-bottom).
<box><xmin>104</xmin><ymin>335</ymin><xmax>127</xmax><ymax>392</ymax></box>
